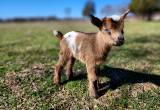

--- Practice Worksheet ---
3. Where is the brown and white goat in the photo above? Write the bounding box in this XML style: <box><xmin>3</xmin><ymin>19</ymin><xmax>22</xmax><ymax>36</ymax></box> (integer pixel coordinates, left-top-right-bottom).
<box><xmin>53</xmin><ymin>10</ymin><xmax>130</xmax><ymax>98</ymax></box>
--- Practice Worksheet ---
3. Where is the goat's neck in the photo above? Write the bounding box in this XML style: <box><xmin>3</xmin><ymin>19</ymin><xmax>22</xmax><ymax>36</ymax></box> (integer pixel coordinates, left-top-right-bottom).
<box><xmin>96</xmin><ymin>31</ymin><xmax>111</xmax><ymax>57</ymax></box>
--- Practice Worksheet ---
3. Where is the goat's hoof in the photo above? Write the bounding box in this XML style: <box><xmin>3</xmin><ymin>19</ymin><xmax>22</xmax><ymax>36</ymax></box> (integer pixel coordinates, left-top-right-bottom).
<box><xmin>67</xmin><ymin>76</ymin><xmax>73</xmax><ymax>80</ymax></box>
<box><xmin>90</xmin><ymin>94</ymin><xmax>99</xmax><ymax>99</ymax></box>
<box><xmin>66</xmin><ymin>73</ymin><xmax>73</xmax><ymax>80</ymax></box>
<box><xmin>53</xmin><ymin>82</ymin><xmax>60</xmax><ymax>85</ymax></box>
<box><xmin>89</xmin><ymin>91</ymin><xmax>99</xmax><ymax>99</ymax></box>
<box><xmin>53</xmin><ymin>78</ymin><xmax>60</xmax><ymax>85</ymax></box>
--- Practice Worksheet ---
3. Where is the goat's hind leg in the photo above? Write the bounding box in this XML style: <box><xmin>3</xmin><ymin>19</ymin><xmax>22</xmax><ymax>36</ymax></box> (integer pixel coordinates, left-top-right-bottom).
<box><xmin>54</xmin><ymin>53</ymin><xmax>68</xmax><ymax>85</ymax></box>
<box><xmin>65</xmin><ymin>57</ymin><xmax>75</xmax><ymax>80</ymax></box>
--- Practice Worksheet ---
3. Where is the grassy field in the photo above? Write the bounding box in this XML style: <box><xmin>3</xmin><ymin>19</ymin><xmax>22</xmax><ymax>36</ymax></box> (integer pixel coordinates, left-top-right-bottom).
<box><xmin>0</xmin><ymin>20</ymin><xmax>160</xmax><ymax>109</ymax></box>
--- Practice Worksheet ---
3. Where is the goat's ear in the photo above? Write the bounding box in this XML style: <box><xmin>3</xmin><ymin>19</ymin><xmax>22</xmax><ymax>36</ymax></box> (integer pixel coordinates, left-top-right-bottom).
<box><xmin>120</xmin><ymin>9</ymin><xmax>130</xmax><ymax>20</ymax></box>
<box><xmin>90</xmin><ymin>15</ymin><xmax>102</xmax><ymax>28</ymax></box>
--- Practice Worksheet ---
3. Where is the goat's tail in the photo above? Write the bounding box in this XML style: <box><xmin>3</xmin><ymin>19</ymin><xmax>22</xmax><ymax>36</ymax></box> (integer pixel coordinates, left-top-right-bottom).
<box><xmin>53</xmin><ymin>30</ymin><xmax>63</xmax><ymax>40</ymax></box>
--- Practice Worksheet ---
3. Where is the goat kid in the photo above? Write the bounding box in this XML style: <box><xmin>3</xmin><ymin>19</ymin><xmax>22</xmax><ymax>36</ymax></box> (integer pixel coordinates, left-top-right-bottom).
<box><xmin>53</xmin><ymin>10</ymin><xmax>130</xmax><ymax>98</ymax></box>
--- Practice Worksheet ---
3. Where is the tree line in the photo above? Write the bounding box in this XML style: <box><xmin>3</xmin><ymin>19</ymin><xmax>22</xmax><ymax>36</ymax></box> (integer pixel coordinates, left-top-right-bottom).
<box><xmin>0</xmin><ymin>16</ymin><xmax>58</xmax><ymax>23</ymax></box>
<box><xmin>1</xmin><ymin>0</ymin><xmax>160</xmax><ymax>22</ymax></box>
<box><xmin>82</xmin><ymin>0</ymin><xmax>160</xmax><ymax>21</ymax></box>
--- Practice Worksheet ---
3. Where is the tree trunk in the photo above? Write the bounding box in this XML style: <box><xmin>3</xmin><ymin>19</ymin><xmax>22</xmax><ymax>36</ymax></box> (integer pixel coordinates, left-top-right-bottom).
<box><xmin>147</xmin><ymin>13</ymin><xmax>152</xmax><ymax>21</ymax></box>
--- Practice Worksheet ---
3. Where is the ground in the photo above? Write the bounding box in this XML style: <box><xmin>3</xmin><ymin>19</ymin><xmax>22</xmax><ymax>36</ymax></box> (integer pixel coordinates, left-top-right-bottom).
<box><xmin>0</xmin><ymin>21</ymin><xmax>160</xmax><ymax>109</ymax></box>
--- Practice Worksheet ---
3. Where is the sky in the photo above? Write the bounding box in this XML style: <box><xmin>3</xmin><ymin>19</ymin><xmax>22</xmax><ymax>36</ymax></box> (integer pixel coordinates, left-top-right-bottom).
<box><xmin>0</xmin><ymin>0</ymin><xmax>131</xmax><ymax>19</ymax></box>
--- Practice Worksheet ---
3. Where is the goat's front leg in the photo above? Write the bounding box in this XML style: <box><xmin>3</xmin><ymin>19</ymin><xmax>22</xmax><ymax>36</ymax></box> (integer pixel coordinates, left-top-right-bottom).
<box><xmin>86</xmin><ymin>64</ymin><xmax>99</xmax><ymax>98</ymax></box>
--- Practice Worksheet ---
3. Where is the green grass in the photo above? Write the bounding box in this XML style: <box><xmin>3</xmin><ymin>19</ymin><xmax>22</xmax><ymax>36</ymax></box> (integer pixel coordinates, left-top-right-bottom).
<box><xmin>0</xmin><ymin>21</ymin><xmax>160</xmax><ymax>109</ymax></box>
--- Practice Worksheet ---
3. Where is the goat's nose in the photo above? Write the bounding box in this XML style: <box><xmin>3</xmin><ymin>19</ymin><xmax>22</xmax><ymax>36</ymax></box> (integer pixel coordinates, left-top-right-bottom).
<box><xmin>118</xmin><ymin>36</ymin><xmax>124</xmax><ymax>41</ymax></box>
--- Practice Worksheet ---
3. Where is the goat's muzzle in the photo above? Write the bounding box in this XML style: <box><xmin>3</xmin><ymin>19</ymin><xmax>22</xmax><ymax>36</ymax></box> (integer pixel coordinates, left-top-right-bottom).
<box><xmin>116</xmin><ymin>40</ymin><xmax>124</xmax><ymax>46</ymax></box>
<box><xmin>115</xmin><ymin>37</ymin><xmax>125</xmax><ymax>46</ymax></box>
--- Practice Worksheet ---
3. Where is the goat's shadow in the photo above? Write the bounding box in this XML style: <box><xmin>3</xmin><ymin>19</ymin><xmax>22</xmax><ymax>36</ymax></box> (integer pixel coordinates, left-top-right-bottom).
<box><xmin>62</xmin><ymin>66</ymin><xmax>160</xmax><ymax>97</ymax></box>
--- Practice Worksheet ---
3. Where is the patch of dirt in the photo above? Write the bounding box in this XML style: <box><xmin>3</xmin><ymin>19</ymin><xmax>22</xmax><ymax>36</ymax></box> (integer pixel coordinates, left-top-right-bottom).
<box><xmin>18</xmin><ymin>68</ymin><xmax>31</xmax><ymax>78</ymax></box>
<box><xmin>130</xmin><ymin>82</ymin><xmax>159</xmax><ymax>97</ymax></box>
<box><xmin>5</xmin><ymin>72</ymin><xmax>23</xmax><ymax>97</ymax></box>
<box><xmin>31</xmin><ymin>63</ymin><xmax>45</xmax><ymax>77</ymax></box>
<box><xmin>18</xmin><ymin>63</ymin><xmax>46</xmax><ymax>78</ymax></box>
<box><xmin>4</xmin><ymin>63</ymin><xmax>46</xmax><ymax>97</ymax></box>
<box><xmin>32</xmin><ymin>63</ymin><xmax>44</xmax><ymax>70</ymax></box>
<box><xmin>111</xmin><ymin>88</ymin><xmax>122</xmax><ymax>98</ymax></box>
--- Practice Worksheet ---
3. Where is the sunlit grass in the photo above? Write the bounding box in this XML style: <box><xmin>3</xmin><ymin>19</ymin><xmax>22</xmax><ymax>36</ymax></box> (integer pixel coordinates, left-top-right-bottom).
<box><xmin>0</xmin><ymin>21</ymin><xmax>160</xmax><ymax>109</ymax></box>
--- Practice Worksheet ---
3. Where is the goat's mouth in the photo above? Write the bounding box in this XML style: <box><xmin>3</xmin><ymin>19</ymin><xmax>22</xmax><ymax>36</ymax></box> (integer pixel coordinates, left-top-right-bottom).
<box><xmin>114</xmin><ymin>40</ymin><xmax>124</xmax><ymax>46</ymax></box>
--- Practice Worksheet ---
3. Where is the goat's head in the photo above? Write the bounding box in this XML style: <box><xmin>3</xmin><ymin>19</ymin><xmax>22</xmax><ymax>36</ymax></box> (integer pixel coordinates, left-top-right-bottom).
<box><xmin>90</xmin><ymin>9</ymin><xmax>130</xmax><ymax>46</ymax></box>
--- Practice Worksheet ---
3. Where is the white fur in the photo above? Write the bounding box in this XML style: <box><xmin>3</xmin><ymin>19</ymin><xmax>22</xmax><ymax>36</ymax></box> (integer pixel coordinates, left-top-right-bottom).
<box><xmin>53</xmin><ymin>30</ymin><xmax>58</xmax><ymax>36</ymax></box>
<box><xmin>64</xmin><ymin>31</ymin><xmax>78</xmax><ymax>55</ymax></box>
<box><xmin>110</xmin><ymin>15</ymin><xmax>121</xmax><ymax>21</ymax></box>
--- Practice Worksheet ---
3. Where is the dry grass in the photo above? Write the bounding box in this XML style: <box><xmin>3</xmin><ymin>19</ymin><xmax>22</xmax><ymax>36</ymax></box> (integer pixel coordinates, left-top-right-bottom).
<box><xmin>0</xmin><ymin>21</ymin><xmax>160</xmax><ymax>109</ymax></box>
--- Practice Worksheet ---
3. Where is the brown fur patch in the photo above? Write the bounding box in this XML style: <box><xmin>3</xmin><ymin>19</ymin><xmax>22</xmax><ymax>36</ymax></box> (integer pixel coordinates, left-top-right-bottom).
<box><xmin>102</xmin><ymin>17</ymin><xmax>123</xmax><ymax>30</ymax></box>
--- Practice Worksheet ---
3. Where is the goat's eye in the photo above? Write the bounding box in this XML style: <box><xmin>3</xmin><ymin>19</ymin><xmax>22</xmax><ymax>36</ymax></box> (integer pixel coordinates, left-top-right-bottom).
<box><xmin>105</xmin><ymin>29</ymin><xmax>111</xmax><ymax>35</ymax></box>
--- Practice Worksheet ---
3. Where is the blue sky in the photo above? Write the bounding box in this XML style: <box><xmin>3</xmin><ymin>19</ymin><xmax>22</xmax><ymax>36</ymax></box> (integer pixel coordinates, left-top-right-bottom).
<box><xmin>0</xmin><ymin>0</ymin><xmax>130</xmax><ymax>19</ymax></box>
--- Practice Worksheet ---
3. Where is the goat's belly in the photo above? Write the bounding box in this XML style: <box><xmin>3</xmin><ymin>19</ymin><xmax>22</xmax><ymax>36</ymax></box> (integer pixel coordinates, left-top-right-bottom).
<box><xmin>74</xmin><ymin>53</ymin><xmax>106</xmax><ymax>66</ymax></box>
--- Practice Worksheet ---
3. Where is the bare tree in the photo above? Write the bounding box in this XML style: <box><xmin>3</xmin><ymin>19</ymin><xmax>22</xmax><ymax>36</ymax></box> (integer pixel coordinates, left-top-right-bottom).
<box><xmin>82</xmin><ymin>0</ymin><xmax>95</xmax><ymax>17</ymax></box>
